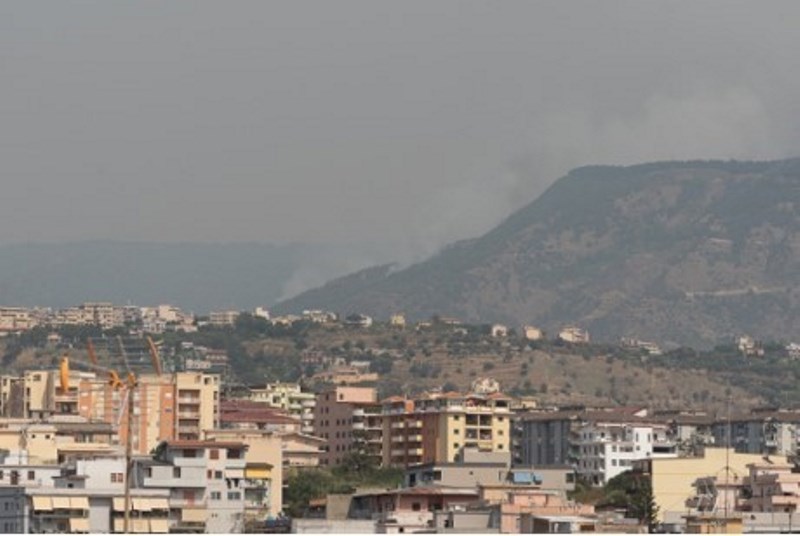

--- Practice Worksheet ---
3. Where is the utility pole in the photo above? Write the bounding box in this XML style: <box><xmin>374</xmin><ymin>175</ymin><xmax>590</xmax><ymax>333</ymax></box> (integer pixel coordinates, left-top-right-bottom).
<box><xmin>123</xmin><ymin>378</ymin><xmax>136</xmax><ymax>533</ymax></box>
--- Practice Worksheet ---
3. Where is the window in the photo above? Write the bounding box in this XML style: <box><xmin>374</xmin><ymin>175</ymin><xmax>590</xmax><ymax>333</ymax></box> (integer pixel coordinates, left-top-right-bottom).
<box><xmin>215</xmin><ymin>471</ymin><xmax>223</xmax><ymax>479</ymax></box>
<box><xmin>207</xmin><ymin>470</ymin><xmax>212</xmax><ymax>479</ymax></box>
<box><xmin>173</xmin><ymin>467</ymin><xmax>181</xmax><ymax>478</ymax></box>
<box><xmin>210</xmin><ymin>449</ymin><xmax>220</xmax><ymax>460</ymax></box>
<box><xmin>454</xmin><ymin>429</ymin><xmax>460</xmax><ymax>435</ymax></box>
<box><xmin>227</xmin><ymin>491</ymin><xmax>241</xmax><ymax>501</ymax></box>
<box><xmin>27</xmin><ymin>471</ymin><xmax>35</xmax><ymax>480</ymax></box>
<box><xmin>111</xmin><ymin>473</ymin><xmax>124</xmax><ymax>483</ymax></box>
<box><xmin>411</xmin><ymin>502</ymin><xmax>421</xmax><ymax>512</ymax></box>
<box><xmin>210</xmin><ymin>492</ymin><xmax>221</xmax><ymax>500</ymax></box>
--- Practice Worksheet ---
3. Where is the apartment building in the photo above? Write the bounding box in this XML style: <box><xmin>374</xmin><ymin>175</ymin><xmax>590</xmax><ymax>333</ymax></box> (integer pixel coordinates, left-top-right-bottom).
<box><xmin>711</xmin><ymin>409</ymin><xmax>800</xmax><ymax>456</ymax></box>
<box><xmin>745</xmin><ymin>463</ymin><xmax>800</xmax><ymax>513</ymax></box>
<box><xmin>382</xmin><ymin>391</ymin><xmax>512</xmax><ymax>467</ymax></box>
<box><xmin>0</xmin><ymin>369</ymin><xmax>219</xmax><ymax>455</ymax></box>
<box><xmin>572</xmin><ymin>421</ymin><xmax>678</xmax><ymax>485</ymax></box>
<box><xmin>314</xmin><ymin>386</ymin><xmax>378</xmax><ymax>466</ymax></box>
<box><xmin>0</xmin><ymin>307</ymin><xmax>36</xmax><ymax>334</ymax></box>
<box><xmin>137</xmin><ymin>440</ymin><xmax>248</xmax><ymax>533</ymax></box>
<box><xmin>0</xmin><ymin>486</ymin><xmax>24</xmax><ymax>533</ymax></box>
<box><xmin>209</xmin><ymin>310</ymin><xmax>240</xmax><ymax>327</ymax></box>
<box><xmin>205</xmin><ymin>429</ymin><xmax>283</xmax><ymax>519</ymax></box>
<box><xmin>249</xmin><ymin>383</ymin><xmax>315</xmax><ymax>434</ymax></box>
<box><xmin>175</xmin><ymin>372</ymin><xmax>220</xmax><ymax>441</ymax></box>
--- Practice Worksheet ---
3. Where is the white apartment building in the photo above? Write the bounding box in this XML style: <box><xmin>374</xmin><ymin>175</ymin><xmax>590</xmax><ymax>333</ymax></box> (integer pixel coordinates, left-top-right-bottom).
<box><xmin>573</xmin><ymin>422</ymin><xmax>678</xmax><ymax>485</ymax></box>
<box><xmin>249</xmin><ymin>383</ymin><xmax>316</xmax><ymax>434</ymax></box>
<box><xmin>138</xmin><ymin>440</ymin><xmax>248</xmax><ymax>533</ymax></box>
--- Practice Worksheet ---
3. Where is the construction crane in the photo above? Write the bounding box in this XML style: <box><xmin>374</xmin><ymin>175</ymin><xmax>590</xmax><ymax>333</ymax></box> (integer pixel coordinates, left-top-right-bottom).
<box><xmin>61</xmin><ymin>338</ymin><xmax>163</xmax><ymax>533</ymax></box>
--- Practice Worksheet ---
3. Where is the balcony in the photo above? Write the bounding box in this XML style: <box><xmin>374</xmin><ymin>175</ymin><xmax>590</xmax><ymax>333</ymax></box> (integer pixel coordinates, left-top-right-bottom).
<box><xmin>178</xmin><ymin>411</ymin><xmax>201</xmax><ymax>419</ymax></box>
<box><xmin>352</xmin><ymin>422</ymin><xmax>365</xmax><ymax>430</ymax></box>
<box><xmin>178</xmin><ymin>425</ymin><xmax>200</xmax><ymax>434</ymax></box>
<box><xmin>407</xmin><ymin>447</ymin><xmax>423</xmax><ymax>455</ymax></box>
<box><xmin>352</xmin><ymin>409</ymin><xmax>365</xmax><ymax>417</ymax></box>
<box><xmin>407</xmin><ymin>434</ymin><xmax>423</xmax><ymax>442</ymax></box>
<box><xmin>301</xmin><ymin>399</ymin><xmax>315</xmax><ymax>408</ymax></box>
<box><xmin>391</xmin><ymin>422</ymin><xmax>405</xmax><ymax>430</ymax></box>
<box><xmin>178</xmin><ymin>396</ymin><xmax>201</xmax><ymax>404</ymax></box>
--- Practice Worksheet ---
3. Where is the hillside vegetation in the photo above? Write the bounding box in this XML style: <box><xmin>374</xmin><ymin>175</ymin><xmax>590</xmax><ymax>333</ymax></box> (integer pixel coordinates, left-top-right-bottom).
<box><xmin>278</xmin><ymin>159</ymin><xmax>800</xmax><ymax>348</ymax></box>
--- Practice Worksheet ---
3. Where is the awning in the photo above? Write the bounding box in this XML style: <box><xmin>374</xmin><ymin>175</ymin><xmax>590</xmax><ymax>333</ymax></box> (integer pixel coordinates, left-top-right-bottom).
<box><xmin>149</xmin><ymin>518</ymin><xmax>169</xmax><ymax>533</ymax></box>
<box><xmin>52</xmin><ymin>496</ymin><xmax>71</xmax><ymax>509</ymax></box>
<box><xmin>181</xmin><ymin>508</ymin><xmax>207</xmax><ymax>522</ymax></box>
<box><xmin>150</xmin><ymin>497</ymin><xmax>169</xmax><ymax>510</ymax></box>
<box><xmin>31</xmin><ymin>496</ymin><xmax>53</xmax><ymax>511</ymax></box>
<box><xmin>132</xmin><ymin>497</ymin><xmax>151</xmax><ymax>511</ymax></box>
<box><xmin>69</xmin><ymin>518</ymin><xmax>90</xmax><ymax>533</ymax></box>
<box><xmin>70</xmin><ymin>497</ymin><xmax>90</xmax><ymax>510</ymax></box>
<box><xmin>112</xmin><ymin>497</ymin><xmax>126</xmax><ymax>512</ymax></box>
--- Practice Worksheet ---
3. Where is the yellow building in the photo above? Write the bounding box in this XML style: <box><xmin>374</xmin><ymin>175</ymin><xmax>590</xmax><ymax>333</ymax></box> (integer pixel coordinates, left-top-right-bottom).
<box><xmin>640</xmin><ymin>448</ymin><xmax>789</xmax><ymax>523</ymax></box>
<box><xmin>0</xmin><ymin>420</ymin><xmax>59</xmax><ymax>463</ymax></box>
<box><xmin>174</xmin><ymin>372</ymin><xmax>220</xmax><ymax>441</ymax></box>
<box><xmin>382</xmin><ymin>391</ymin><xmax>512</xmax><ymax>466</ymax></box>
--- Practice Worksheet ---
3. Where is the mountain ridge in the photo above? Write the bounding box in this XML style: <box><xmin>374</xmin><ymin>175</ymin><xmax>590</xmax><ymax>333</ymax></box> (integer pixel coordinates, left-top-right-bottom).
<box><xmin>276</xmin><ymin>158</ymin><xmax>800</xmax><ymax>348</ymax></box>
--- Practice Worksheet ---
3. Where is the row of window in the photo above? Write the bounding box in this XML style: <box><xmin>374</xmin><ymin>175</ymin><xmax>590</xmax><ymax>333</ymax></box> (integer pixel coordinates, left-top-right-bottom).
<box><xmin>209</xmin><ymin>491</ymin><xmax>241</xmax><ymax>501</ymax></box>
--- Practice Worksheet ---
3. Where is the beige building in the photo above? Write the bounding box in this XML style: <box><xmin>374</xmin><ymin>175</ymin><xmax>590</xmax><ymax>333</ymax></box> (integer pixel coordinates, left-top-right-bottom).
<box><xmin>382</xmin><ymin>391</ymin><xmax>512</xmax><ymax>467</ymax></box>
<box><xmin>280</xmin><ymin>432</ymin><xmax>325</xmax><ymax>468</ymax></box>
<box><xmin>636</xmin><ymin>447</ymin><xmax>789</xmax><ymax>523</ymax></box>
<box><xmin>209</xmin><ymin>310</ymin><xmax>240</xmax><ymax>327</ymax></box>
<box><xmin>0</xmin><ymin>307</ymin><xmax>36</xmax><ymax>333</ymax></box>
<box><xmin>558</xmin><ymin>326</ymin><xmax>590</xmax><ymax>344</ymax></box>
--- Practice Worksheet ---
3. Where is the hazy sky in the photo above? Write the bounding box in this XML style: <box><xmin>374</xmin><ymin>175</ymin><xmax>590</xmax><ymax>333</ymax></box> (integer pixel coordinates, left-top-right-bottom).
<box><xmin>2</xmin><ymin>1</ymin><xmax>799</xmax><ymax>263</ymax></box>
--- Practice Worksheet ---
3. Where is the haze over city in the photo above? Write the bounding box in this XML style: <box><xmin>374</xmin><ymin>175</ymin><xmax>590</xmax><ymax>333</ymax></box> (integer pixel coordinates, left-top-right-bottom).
<box><xmin>2</xmin><ymin>1</ymin><xmax>799</xmax><ymax>272</ymax></box>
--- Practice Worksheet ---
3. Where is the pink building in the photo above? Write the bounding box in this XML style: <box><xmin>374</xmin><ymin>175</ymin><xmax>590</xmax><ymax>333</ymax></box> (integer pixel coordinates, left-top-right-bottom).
<box><xmin>314</xmin><ymin>386</ymin><xmax>378</xmax><ymax>466</ymax></box>
<box><xmin>350</xmin><ymin>486</ymin><xmax>480</xmax><ymax>533</ymax></box>
<box><xmin>485</xmin><ymin>487</ymin><xmax>595</xmax><ymax>534</ymax></box>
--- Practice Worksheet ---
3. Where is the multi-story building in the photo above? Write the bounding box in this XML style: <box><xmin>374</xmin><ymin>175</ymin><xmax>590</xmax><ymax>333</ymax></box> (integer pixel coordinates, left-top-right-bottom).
<box><xmin>0</xmin><ymin>369</ymin><xmax>219</xmax><ymax>455</ymax></box>
<box><xmin>382</xmin><ymin>391</ymin><xmax>512</xmax><ymax>467</ymax></box>
<box><xmin>137</xmin><ymin>440</ymin><xmax>248</xmax><ymax>533</ymax></box>
<box><xmin>0</xmin><ymin>486</ymin><xmax>24</xmax><ymax>533</ymax></box>
<box><xmin>249</xmin><ymin>383</ymin><xmax>316</xmax><ymax>434</ymax></box>
<box><xmin>209</xmin><ymin>310</ymin><xmax>240</xmax><ymax>327</ymax></box>
<box><xmin>205</xmin><ymin>429</ymin><xmax>283</xmax><ymax>519</ymax></box>
<box><xmin>314</xmin><ymin>386</ymin><xmax>378</xmax><ymax>466</ymax></box>
<box><xmin>572</xmin><ymin>421</ymin><xmax>678</xmax><ymax>485</ymax></box>
<box><xmin>711</xmin><ymin>409</ymin><xmax>800</xmax><ymax>457</ymax></box>
<box><xmin>744</xmin><ymin>463</ymin><xmax>800</xmax><ymax>513</ymax></box>
<box><xmin>0</xmin><ymin>307</ymin><xmax>36</xmax><ymax>334</ymax></box>
<box><xmin>174</xmin><ymin>372</ymin><xmax>220</xmax><ymax>441</ymax></box>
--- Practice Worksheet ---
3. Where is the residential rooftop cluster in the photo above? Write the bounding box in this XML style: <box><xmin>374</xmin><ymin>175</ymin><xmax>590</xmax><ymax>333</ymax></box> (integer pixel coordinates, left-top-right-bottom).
<box><xmin>1</xmin><ymin>302</ymin><xmax>800</xmax><ymax>533</ymax></box>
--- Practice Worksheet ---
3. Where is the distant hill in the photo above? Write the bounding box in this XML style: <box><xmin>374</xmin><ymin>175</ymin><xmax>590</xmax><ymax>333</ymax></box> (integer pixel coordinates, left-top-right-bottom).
<box><xmin>0</xmin><ymin>241</ymin><xmax>373</xmax><ymax>312</ymax></box>
<box><xmin>277</xmin><ymin>159</ymin><xmax>800</xmax><ymax>348</ymax></box>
